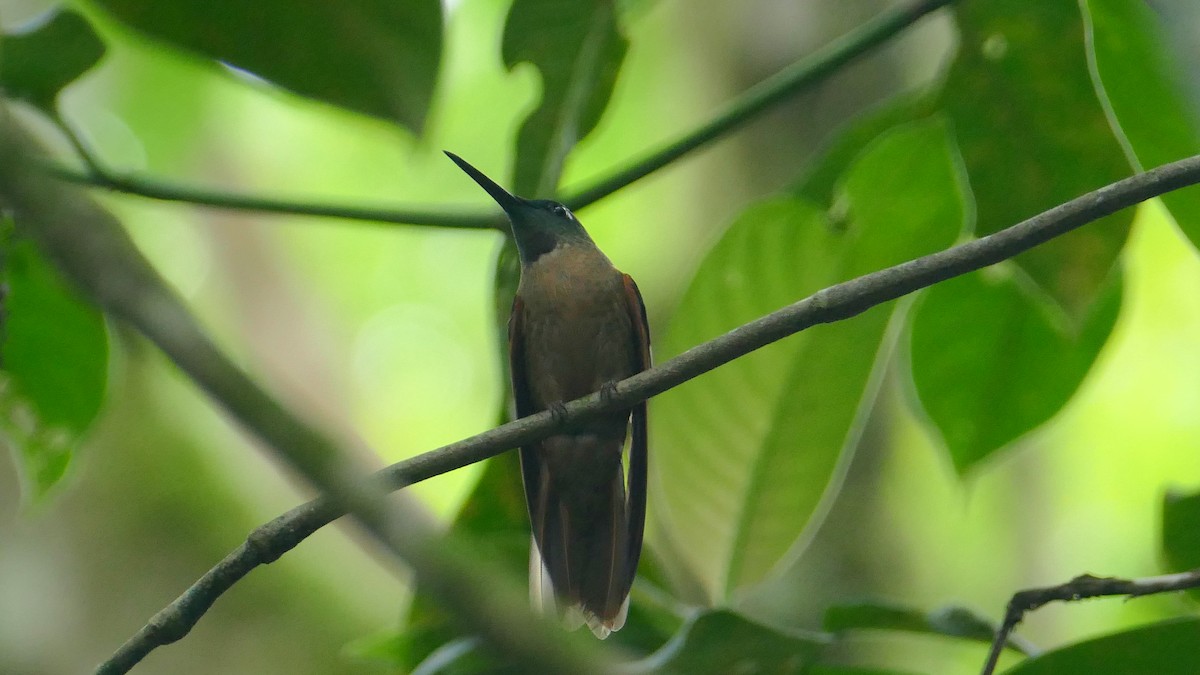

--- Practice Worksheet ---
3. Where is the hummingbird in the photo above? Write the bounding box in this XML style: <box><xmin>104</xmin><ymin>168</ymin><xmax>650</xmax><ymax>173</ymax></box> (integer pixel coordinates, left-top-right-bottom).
<box><xmin>446</xmin><ymin>151</ymin><xmax>649</xmax><ymax>638</ymax></box>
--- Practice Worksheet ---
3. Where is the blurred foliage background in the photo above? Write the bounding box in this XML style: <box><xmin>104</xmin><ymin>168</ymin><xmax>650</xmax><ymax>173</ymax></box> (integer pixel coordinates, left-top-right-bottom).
<box><xmin>3</xmin><ymin>0</ymin><xmax>1200</xmax><ymax>673</ymax></box>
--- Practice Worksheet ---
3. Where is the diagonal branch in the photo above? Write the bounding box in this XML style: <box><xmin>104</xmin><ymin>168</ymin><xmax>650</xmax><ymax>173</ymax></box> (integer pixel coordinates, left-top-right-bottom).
<box><xmin>99</xmin><ymin>153</ymin><xmax>1200</xmax><ymax>672</ymax></box>
<box><xmin>979</xmin><ymin>570</ymin><xmax>1200</xmax><ymax>675</ymax></box>
<box><xmin>49</xmin><ymin>0</ymin><xmax>955</xmax><ymax>225</ymax></box>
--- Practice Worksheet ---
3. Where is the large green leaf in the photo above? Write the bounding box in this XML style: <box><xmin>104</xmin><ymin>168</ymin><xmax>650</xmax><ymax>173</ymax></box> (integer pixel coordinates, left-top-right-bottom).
<box><xmin>1081</xmin><ymin>0</ymin><xmax>1200</xmax><ymax>250</ymax></box>
<box><xmin>627</xmin><ymin>610</ymin><xmax>828</xmax><ymax>674</ymax></box>
<box><xmin>793</xmin><ymin>88</ymin><xmax>937</xmax><ymax>207</ymax></box>
<box><xmin>942</xmin><ymin>0</ymin><xmax>1132</xmax><ymax>319</ymax></box>
<box><xmin>1001</xmin><ymin>618</ymin><xmax>1200</xmax><ymax>675</ymax></box>
<box><xmin>910</xmin><ymin>267</ymin><xmax>1121</xmax><ymax>472</ymax></box>
<box><xmin>652</xmin><ymin>119</ymin><xmax>967</xmax><ymax>601</ymax></box>
<box><xmin>89</xmin><ymin>0</ymin><xmax>441</xmax><ymax>133</ymax></box>
<box><xmin>1161</xmin><ymin>489</ymin><xmax>1200</xmax><ymax>590</ymax></box>
<box><xmin>502</xmin><ymin>0</ymin><xmax>627</xmax><ymax>196</ymax></box>
<box><xmin>2</xmin><ymin>234</ymin><xmax>109</xmax><ymax>502</ymax></box>
<box><xmin>0</xmin><ymin>10</ymin><xmax>106</xmax><ymax>116</ymax></box>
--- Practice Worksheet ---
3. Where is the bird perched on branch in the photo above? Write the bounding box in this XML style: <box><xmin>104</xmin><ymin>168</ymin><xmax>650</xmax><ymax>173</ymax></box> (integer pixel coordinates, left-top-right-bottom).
<box><xmin>446</xmin><ymin>151</ymin><xmax>650</xmax><ymax>638</ymax></box>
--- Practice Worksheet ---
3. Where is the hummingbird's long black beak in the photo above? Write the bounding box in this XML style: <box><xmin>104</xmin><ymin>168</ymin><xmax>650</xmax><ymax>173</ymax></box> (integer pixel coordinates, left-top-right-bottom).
<box><xmin>444</xmin><ymin>151</ymin><xmax>524</xmax><ymax>215</ymax></box>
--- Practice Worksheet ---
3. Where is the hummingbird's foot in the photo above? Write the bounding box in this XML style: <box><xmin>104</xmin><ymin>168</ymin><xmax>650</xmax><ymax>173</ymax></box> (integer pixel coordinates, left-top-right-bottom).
<box><xmin>548</xmin><ymin>402</ymin><xmax>569</xmax><ymax>425</ymax></box>
<box><xmin>599</xmin><ymin>380</ymin><xmax>620</xmax><ymax>404</ymax></box>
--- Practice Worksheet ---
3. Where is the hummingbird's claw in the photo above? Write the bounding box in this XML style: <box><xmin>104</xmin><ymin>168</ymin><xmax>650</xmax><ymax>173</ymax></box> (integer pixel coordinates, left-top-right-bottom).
<box><xmin>548</xmin><ymin>402</ymin><xmax>569</xmax><ymax>425</ymax></box>
<box><xmin>599</xmin><ymin>380</ymin><xmax>619</xmax><ymax>404</ymax></box>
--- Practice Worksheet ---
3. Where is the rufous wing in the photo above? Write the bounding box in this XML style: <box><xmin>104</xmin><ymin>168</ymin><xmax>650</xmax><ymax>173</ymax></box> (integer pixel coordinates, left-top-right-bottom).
<box><xmin>620</xmin><ymin>274</ymin><xmax>650</xmax><ymax>599</ymax></box>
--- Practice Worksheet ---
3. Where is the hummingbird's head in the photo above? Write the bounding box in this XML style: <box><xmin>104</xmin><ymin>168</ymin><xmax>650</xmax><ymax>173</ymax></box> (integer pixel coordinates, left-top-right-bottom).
<box><xmin>445</xmin><ymin>151</ymin><xmax>590</xmax><ymax>264</ymax></box>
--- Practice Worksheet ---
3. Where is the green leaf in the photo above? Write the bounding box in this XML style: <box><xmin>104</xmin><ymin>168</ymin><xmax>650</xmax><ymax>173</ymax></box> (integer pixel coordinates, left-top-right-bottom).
<box><xmin>910</xmin><ymin>268</ymin><xmax>1121</xmax><ymax>473</ymax></box>
<box><xmin>90</xmin><ymin>0</ymin><xmax>441</xmax><ymax>132</ymax></box>
<box><xmin>502</xmin><ymin>0</ymin><xmax>627</xmax><ymax>195</ymax></box>
<box><xmin>406</xmin><ymin>637</ymin><xmax>517</xmax><ymax>675</ymax></box>
<box><xmin>1001</xmin><ymin>618</ymin><xmax>1200</xmax><ymax>675</ymax></box>
<box><xmin>942</xmin><ymin>0</ymin><xmax>1133</xmax><ymax>319</ymax></box>
<box><xmin>793</xmin><ymin>88</ymin><xmax>937</xmax><ymax>207</ymax></box>
<box><xmin>823</xmin><ymin>601</ymin><xmax>1016</xmax><ymax>652</ymax></box>
<box><xmin>1162</xmin><ymin>489</ymin><xmax>1200</xmax><ymax>584</ymax></box>
<box><xmin>0</xmin><ymin>10</ymin><xmax>106</xmax><ymax>116</ymax></box>
<box><xmin>628</xmin><ymin>610</ymin><xmax>828</xmax><ymax>674</ymax></box>
<box><xmin>612</xmin><ymin>578</ymin><xmax>685</xmax><ymax>655</ymax></box>
<box><xmin>1081</xmin><ymin>0</ymin><xmax>1200</xmax><ymax>250</ymax></box>
<box><xmin>492</xmin><ymin>240</ymin><xmax>522</xmax><ymax>387</ymax></box>
<box><xmin>2</xmin><ymin>235</ymin><xmax>108</xmax><ymax>502</ymax></box>
<box><xmin>652</xmin><ymin>119</ymin><xmax>966</xmax><ymax>600</ymax></box>
<box><xmin>806</xmin><ymin>667</ymin><xmax>924</xmax><ymax>675</ymax></box>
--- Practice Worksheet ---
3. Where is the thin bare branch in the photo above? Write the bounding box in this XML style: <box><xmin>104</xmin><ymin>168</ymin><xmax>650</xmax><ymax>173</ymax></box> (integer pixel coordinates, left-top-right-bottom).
<box><xmin>47</xmin><ymin>162</ymin><xmax>503</xmax><ymax>230</ymax></box>
<box><xmin>979</xmin><ymin>570</ymin><xmax>1200</xmax><ymax>675</ymax></box>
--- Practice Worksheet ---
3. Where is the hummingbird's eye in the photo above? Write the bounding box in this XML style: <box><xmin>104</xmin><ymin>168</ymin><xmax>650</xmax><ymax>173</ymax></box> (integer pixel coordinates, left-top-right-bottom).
<box><xmin>551</xmin><ymin>204</ymin><xmax>574</xmax><ymax>220</ymax></box>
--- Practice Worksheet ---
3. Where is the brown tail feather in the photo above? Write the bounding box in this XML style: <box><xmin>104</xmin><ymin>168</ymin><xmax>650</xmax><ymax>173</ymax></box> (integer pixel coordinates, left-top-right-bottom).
<box><xmin>526</xmin><ymin>434</ymin><xmax>632</xmax><ymax>637</ymax></box>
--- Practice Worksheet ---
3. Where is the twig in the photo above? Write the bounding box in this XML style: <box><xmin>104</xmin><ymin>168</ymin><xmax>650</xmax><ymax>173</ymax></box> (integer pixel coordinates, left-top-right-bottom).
<box><xmin>48</xmin><ymin>0</ymin><xmax>956</xmax><ymax>224</ymax></box>
<box><xmin>47</xmin><ymin>162</ymin><xmax>501</xmax><ymax>230</ymax></box>
<box><xmin>979</xmin><ymin>570</ymin><xmax>1200</xmax><ymax>675</ymax></box>
<box><xmin>93</xmin><ymin>151</ymin><xmax>1200</xmax><ymax>670</ymax></box>
<box><xmin>46</xmin><ymin>100</ymin><xmax>499</xmax><ymax>229</ymax></box>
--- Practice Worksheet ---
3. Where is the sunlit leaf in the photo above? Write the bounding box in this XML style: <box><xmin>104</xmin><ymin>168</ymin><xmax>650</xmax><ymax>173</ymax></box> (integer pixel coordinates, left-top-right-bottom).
<box><xmin>910</xmin><ymin>268</ymin><xmax>1121</xmax><ymax>473</ymax></box>
<box><xmin>1081</xmin><ymin>0</ymin><xmax>1200</xmax><ymax>250</ymax></box>
<box><xmin>652</xmin><ymin>119</ymin><xmax>966</xmax><ymax>600</ymax></box>
<box><xmin>0</xmin><ymin>10</ymin><xmax>106</xmax><ymax>116</ymax></box>
<box><xmin>627</xmin><ymin>610</ymin><xmax>828</xmax><ymax>674</ymax></box>
<box><xmin>503</xmin><ymin>0</ymin><xmax>627</xmax><ymax>195</ymax></box>
<box><xmin>90</xmin><ymin>0</ymin><xmax>441</xmax><ymax>132</ymax></box>
<box><xmin>2</xmin><ymin>234</ymin><xmax>108</xmax><ymax>502</ymax></box>
<box><xmin>1001</xmin><ymin>618</ymin><xmax>1200</xmax><ymax>675</ymax></box>
<box><xmin>943</xmin><ymin>0</ymin><xmax>1132</xmax><ymax>319</ymax></box>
